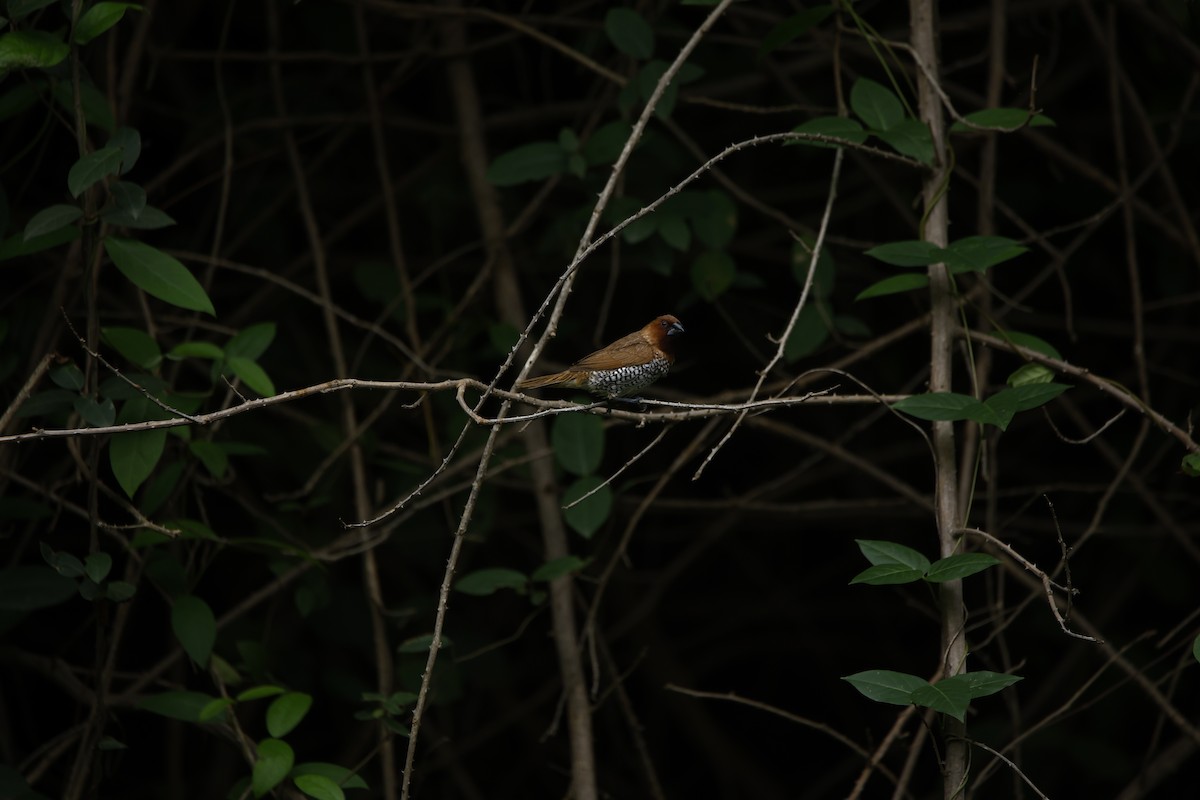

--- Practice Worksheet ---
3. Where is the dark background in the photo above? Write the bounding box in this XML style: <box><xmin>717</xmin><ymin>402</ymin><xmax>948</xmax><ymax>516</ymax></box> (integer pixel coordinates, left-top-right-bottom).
<box><xmin>2</xmin><ymin>1</ymin><xmax>1199</xmax><ymax>798</ymax></box>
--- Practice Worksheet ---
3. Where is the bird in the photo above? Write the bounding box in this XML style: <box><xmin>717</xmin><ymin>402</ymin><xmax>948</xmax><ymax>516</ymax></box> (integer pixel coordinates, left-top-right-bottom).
<box><xmin>517</xmin><ymin>315</ymin><xmax>685</xmax><ymax>399</ymax></box>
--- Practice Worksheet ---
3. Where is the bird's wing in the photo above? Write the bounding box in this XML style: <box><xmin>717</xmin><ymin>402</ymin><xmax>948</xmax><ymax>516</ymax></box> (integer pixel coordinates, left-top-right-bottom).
<box><xmin>569</xmin><ymin>332</ymin><xmax>656</xmax><ymax>370</ymax></box>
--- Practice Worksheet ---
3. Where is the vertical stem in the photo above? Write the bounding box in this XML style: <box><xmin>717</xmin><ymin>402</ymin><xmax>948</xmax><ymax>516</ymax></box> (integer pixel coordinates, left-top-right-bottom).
<box><xmin>907</xmin><ymin>0</ymin><xmax>968</xmax><ymax>796</ymax></box>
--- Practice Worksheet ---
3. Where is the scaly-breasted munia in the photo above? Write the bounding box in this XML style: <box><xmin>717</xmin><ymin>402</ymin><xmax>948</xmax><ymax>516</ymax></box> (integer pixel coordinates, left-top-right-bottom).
<box><xmin>517</xmin><ymin>315</ymin><xmax>685</xmax><ymax>399</ymax></box>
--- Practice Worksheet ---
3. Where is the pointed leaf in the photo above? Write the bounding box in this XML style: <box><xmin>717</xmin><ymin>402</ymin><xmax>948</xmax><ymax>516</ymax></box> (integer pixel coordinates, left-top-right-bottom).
<box><xmin>790</xmin><ymin>116</ymin><xmax>868</xmax><ymax>149</ymax></box>
<box><xmin>849</xmin><ymin>564</ymin><xmax>926</xmax><ymax>585</ymax></box>
<box><xmin>950</xmin><ymin>107</ymin><xmax>1055</xmax><ymax>133</ymax></box>
<box><xmin>893</xmin><ymin>392</ymin><xmax>1000</xmax><ymax>426</ymax></box>
<box><xmin>855</xmin><ymin>539</ymin><xmax>930</xmax><ymax>571</ymax></box>
<box><xmin>237</xmin><ymin>685</ymin><xmax>287</xmax><ymax>702</ymax></box>
<box><xmin>843</xmin><ymin>669</ymin><xmax>928</xmax><ymax>705</ymax></box>
<box><xmin>865</xmin><ymin>240</ymin><xmax>946</xmax><ymax>267</ymax></box>
<box><xmin>109</xmin><ymin>127</ymin><xmax>142</xmax><ymax>174</ymax></box>
<box><xmin>952</xmin><ymin>670</ymin><xmax>1023</xmax><ymax>699</ymax></box>
<box><xmin>102</xmin><ymin>204</ymin><xmax>176</xmax><ymax>229</ymax></box>
<box><xmin>943</xmin><ymin>235</ymin><xmax>1027</xmax><ymax>273</ymax></box>
<box><xmin>227</xmin><ymin>357</ymin><xmax>276</xmax><ymax>397</ymax></box>
<box><xmin>226</xmin><ymin>322</ymin><xmax>276</xmax><ymax>361</ymax></box>
<box><xmin>24</xmin><ymin>204</ymin><xmax>82</xmax><ymax>241</ymax></box>
<box><xmin>925</xmin><ymin>553</ymin><xmax>1000</xmax><ymax>582</ymax></box>
<box><xmin>104</xmin><ymin>237</ymin><xmax>215</xmax><ymax>314</ymax></box>
<box><xmin>68</xmin><ymin>147</ymin><xmax>123</xmax><ymax>198</ymax></box>
<box><xmin>783</xmin><ymin>305</ymin><xmax>828</xmax><ymax>362</ymax></box>
<box><xmin>911</xmin><ymin>677</ymin><xmax>973</xmax><ymax>721</ymax></box>
<box><xmin>290</xmin><ymin>763</ymin><xmax>368</xmax><ymax>792</ymax></box>
<box><xmin>110</xmin><ymin>181</ymin><xmax>147</xmax><ymax>218</ymax></box>
<box><xmin>1183</xmin><ymin>453</ymin><xmax>1200</xmax><ymax>478</ymax></box>
<box><xmin>1007</xmin><ymin>363</ymin><xmax>1055</xmax><ymax>387</ymax></box>
<box><xmin>75</xmin><ymin>3</ymin><xmax>143</xmax><ymax>46</ymax></box>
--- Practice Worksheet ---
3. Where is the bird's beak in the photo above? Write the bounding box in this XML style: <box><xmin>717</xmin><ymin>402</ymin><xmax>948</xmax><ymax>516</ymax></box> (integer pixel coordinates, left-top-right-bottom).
<box><xmin>668</xmin><ymin>321</ymin><xmax>684</xmax><ymax>336</ymax></box>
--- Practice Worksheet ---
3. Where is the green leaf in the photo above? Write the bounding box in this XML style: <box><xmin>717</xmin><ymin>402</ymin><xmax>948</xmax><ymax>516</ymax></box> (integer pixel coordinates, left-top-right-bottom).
<box><xmin>486</xmin><ymin>142</ymin><xmax>566</xmax><ymax>187</ymax></box>
<box><xmin>783</xmin><ymin>305</ymin><xmax>828</xmax><ymax>362</ymax></box>
<box><xmin>865</xmin><ymin>240</ymin><xmax>944</xmax><ymax>267</ymax></box>
<box><xmin>104</xmin><ymin>237</ymin><xmax>215</xmax><ymax>314</ymax></box>
<box><xmin>855</xmin><ymin>539</ymin><xmax>930</xmax><ymax>572</ymax></box>
<box><xmin>950</xmin><ymin>107</ymin><xmax>1055</xmax><ymax>133</ymax></box>
<box><xmin>253</xmin><ymin>739</ymin><xmax>295</xmax><ymax>799</ymax></box>
<box><xmin>110</xmin><ymin>181</ymin><xmax>147</xmax><ymax>219</ymax></box>
<box><xmin>942</xmin><ymin>235</ymin><xmax>1027</xmax><ymax>273</ymax></box>
<box><xmin>41</xmin><ymin>542</ymin><xmax>86</xmax><ymax>578</ymax></box>
<box><xmin>635</xmin><ymin>60</ymin><xmax>683</xmax><ymax>120</ymax></box>
<box><xmin>1193</xmin><ymin>633</ymin><xmax>1200</xmax><ymax>662</ymax></box>
<box><xmin>874</xmin><ymin>118</ymin><xmax>934</xmax><ymax>165</ymax></box>
<box><xmin>102</xmin><ymin>326</ymin><xmax>161</xmax><ymax>369</ymax></box>
<box><xmin>759</xmin><ymin>6</ymin><xmax>834</xmax><ymax>55</ymax></box>
<box><xmin>168</xmin><ymin>341</ymin><xmax>225</xmax><ymax>360</ymax></box>
<box><xmin>136</xmin><ymin>690</ymin><xmax>219</xmax><ymax>722</ymax></box>
<box><xmin>790</xmin><ymin>116</ymin><xmax>868</xmax><ymax>149</ymax></box>
<box><xmin>925</xmin><ymin>553</ymin><xmax>1000</xmax><ymax>582</ymax></box>
<box><xmin>893</xmin><ymin>392</ymin><xmax>997</xmax><ymax>426</ymax></box>
<box><xmin>691</xmin><ymin>251</ymin><xmax>736</xmax><ymax>301</ymax></box>
<box><xmin>954</xmin><ymin>670</ymin><xmax>1023</xmax><ymax>699</ymax></box>
<box><xmin>68</xmin><ymin>147</ymin><xmax>123</xmax><ymax>198</ymax></box>
<box><xmin>226</xmin><ymin>322</ymin><xmax>276</xmax><ymax>361</ymax></box>
<box><xmin>290</xmin><ymin>763</ymin><xmax>368</xmax><ymax>792</ymax></box>
<box><xmin>0</xmin><ymin>30</ymin><xmax>69</xmax><ymax>71</ymax></box>
<box><xmin>0</xmin><ymin>225</ymin><xmax>80</xmax><ymax>261</ymax></box>
<box><xmin>1007</xmin><ymin>363</ymin><xmax>1055</xmax><ymax>387</ymax></box>
<box><xmin>109</xmin><ymin>127</ymin><xmax>142</xmax><ymax>174</ymax></box>
<box><xmin>237</xmin><ymin>685</ymin><xmax>287</xmax><ymax>702</ymax></box>
<box><xmin>551</xmin><ymin>412</ymin><xmax>604</xmax><ymax>476</ymax></box>
<box><xmin>1182</xmin><ymin>453</ymin><xmax>1200</xmax><ymax>478</ymax></box>
<box><xmin>266</xmin><ymin>692</ymin><xmax>313</xmax><ymax>738</ymax></box>
<box><xmin>227</xmin><ymin>357</ymin><xmax>276</xmax><ymax>397</ymax></box>
<box><xmin>998</xmin><ymin>331</ymin><xmax>1062</xmax><ymax>360</ymax></box>
<box><xmin>691</xmin><ymin>190</ymin><xmax>737</xmax><ymax>250</ymax></box>
<box><xmin>109</xmin><ymin>396</ymin><xmax>169</xmax><ymax>496</ymax></box>
<box><xmin>851</xmin><ymin>78</ymin><xmax>905</xmax><ymax>131</ymax></box>
<box><xmin>189</xmin><ymin>440</ymin><xmax>229</xmax><ymax>478</ymax></box>
<box><xmin>658</xmin><ymin>214</ymin><xmax>691</xmax><ymax>251</ymax></box>
<box><xmin>531</xmin><ymin>555</ymin><xmax>588</xmax><ymax>582</ymax></box>
<box><xmin>605</xmin><ymin>8</ymin><xmax>654</xmax><ymax>59</ymax></box>
<box><xmin>23</xmin><ymin>204</ymin><xmax>82</xmax><ymax>241</ymax></box>
<box><xmin>50</xmin><ymin>362</ymin><xmax>85</xmax><ymax>390</ymax></box>
<box><xmin>0</xmin><ymin>565</ymin><xmax>77</xmax><ymax>610</ymax></box>
<box><xmin>849</xmin><ymin>563</ymin><xmax>926</xmax><ymax>585</ymax></box>
<box><xmin>294</xmin><ymin>774</ymin><xmax>345</xmax><ymax>800</ymax></box>
<box><xmin>52</xmin><ymin>80</ymin><xmax>115</xmax><ymax>132</ymax></box>
<box><xmin>75</xmin><ymin>3</ymin><xmax>143</xmax><ymax>46</ymax></box>
<box><xmin>995</xmin><ymin>383</ymin><xmax>1070</xmax><ymax>412</ymax></box>
<box><xmin>172</xmin><ymin>594</ymin><xmax>216</xmax><ymax>668</ymax></box>
<box><xmin>84</xmin><ymin>552</ymin><xmax>113</xmax><ymax>584</ymax></box>
<box><xmin>198</xmin><ymin>697</ymin><xmax>235</xmax><ymax>722</ymax></box>
<box><xmin>562</xmin><ymin>475</ymin><xmax>612</xmax><ymax>539</ymax></box>
<box><xmin>582</xmin><ymin>120</ymin><xmax>631</xmax><ymax>166</ymax></box>
<box><xmin>454</xmin><ymin>568</ymin><xmax>528</xmax><ymax>596</ymax></box>
<box><xmin>911</xmin><ymin>677</ymin><xmax>973</xmax><ymax>722</ymax></box>
<box><xmin>101</xmin><ymin>204</ymin><xmax>176</xmax><ymax>229</ymax></box>
<box><xmin>843</xmin><ymin>669</ymin><xmax>928</xmax><ymax>705</ymax></box>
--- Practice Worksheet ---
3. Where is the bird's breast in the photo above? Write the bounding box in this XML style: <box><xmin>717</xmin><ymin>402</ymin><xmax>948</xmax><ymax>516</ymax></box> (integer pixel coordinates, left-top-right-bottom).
<box><xmin>584</xmin><ymin>357</ymin><xmax>671</xmax><ymax>398</ymax></box>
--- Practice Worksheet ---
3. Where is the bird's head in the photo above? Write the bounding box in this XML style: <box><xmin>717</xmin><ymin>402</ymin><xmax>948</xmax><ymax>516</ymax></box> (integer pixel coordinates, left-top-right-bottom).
<box><xmin>646</xmin><ymin>314</ymin><xmax>685</xmax><ymax>349</ymax></box>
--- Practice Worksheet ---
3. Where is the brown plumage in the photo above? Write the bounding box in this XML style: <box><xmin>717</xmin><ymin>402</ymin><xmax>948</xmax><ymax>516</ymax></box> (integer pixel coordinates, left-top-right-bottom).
<box><xmin>517</xmin><ymin>315</ymin><xmax>685</xmax><ymax>399</ymax></box>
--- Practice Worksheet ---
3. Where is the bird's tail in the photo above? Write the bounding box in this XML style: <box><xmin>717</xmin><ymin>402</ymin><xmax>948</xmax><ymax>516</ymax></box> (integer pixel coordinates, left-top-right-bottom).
<box><xmin>516</xmin><ymin>371</ymin><xmax>583</xmax><ymax>391</ymax></box>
